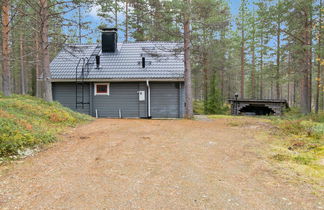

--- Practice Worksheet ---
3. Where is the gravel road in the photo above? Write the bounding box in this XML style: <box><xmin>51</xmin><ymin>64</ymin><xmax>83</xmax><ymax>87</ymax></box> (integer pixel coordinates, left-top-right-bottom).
<box><xmin>0</xmin><ymin>118</ymin><xmax>322</xmax><ymax>209</ymax></box>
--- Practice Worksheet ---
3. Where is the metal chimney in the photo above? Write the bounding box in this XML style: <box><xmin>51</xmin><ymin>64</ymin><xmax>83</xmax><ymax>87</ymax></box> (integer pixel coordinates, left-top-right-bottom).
<box><xmin>101</xmin><ymin>28</ymin><xmax>117</xmax><ymax>53</ymax></box>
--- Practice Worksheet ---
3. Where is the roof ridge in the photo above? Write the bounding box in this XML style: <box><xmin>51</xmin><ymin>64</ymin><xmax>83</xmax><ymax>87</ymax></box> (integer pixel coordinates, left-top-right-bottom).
<box><xmin>65</xmin><ymin>42</ymin><xmax>182</xmax><ymax>46</ymax></box>
<box><xmin>66</xmin><ymin>44</ymin><xmax>97</xmax><ymax>46</ymax></box>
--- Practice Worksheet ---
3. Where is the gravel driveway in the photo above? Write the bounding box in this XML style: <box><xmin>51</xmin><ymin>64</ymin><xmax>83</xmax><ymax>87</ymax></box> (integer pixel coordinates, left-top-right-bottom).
<box><xmin>0</xmin><ymin>118</ymin><xmax>322</xmax><ymax>209</ymax></box>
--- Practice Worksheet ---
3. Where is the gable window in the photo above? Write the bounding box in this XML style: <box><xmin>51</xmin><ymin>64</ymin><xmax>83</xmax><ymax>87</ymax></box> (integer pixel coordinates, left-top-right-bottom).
<box><xmin>94</xmin><ymin>83</ymin><xmax>110</xmax><ymax>95</ymax></box>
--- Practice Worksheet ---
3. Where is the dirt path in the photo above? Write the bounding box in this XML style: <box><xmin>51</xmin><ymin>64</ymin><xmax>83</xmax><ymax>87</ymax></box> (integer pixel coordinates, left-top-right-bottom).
<box><xmin>0</xmin><ymin>118</ymin><xmax>322</xmax><ymax>209</ymax></box>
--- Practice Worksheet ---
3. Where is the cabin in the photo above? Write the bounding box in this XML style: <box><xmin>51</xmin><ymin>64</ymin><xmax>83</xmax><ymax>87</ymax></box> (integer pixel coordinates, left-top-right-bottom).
<box><xmin>228</xmin><ymin>99</ymin><xmax>289</xmax><ymax>116</ymax></box>
<box><xmin>50</xmin><ymin>28</ymin><xmax>185</xmax><ymax>118</ymax></box>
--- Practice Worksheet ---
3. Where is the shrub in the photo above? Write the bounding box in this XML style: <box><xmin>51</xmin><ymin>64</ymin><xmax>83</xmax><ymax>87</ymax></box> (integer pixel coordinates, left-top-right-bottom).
<box><xmin>194</xmin><ymin>100</ymin><xmax>204</xmax><ymax>115</ymax></box>
<box><xmin>282</xmin><ymin>108</ymin><xmax>324</xmax><ymax>123</ymax></box>
<box><xmin>278</xmin><ymin>120</ymin><xmax>323</xmax><ymax>140</ymax></box>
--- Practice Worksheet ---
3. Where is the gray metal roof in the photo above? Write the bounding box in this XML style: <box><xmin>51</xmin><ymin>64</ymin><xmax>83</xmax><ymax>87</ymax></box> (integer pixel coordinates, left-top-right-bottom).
<box><xmin>50</xmin><ymin>42</ymin><xmax>184</xmax><ymax>80</ymax></box>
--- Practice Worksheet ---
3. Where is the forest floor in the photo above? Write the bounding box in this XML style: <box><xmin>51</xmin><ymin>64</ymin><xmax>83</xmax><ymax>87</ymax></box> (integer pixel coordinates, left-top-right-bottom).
<box><xmin>0</xmin><ymin>117</ymin><xmax>323</xmax><ymax>209</ymax></box>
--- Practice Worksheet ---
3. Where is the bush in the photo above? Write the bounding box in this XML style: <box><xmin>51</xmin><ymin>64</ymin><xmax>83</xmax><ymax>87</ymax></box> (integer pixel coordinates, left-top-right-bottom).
<box><xmin>282</xmin><ymin>107</ymin><xmax>324</xmax><ymax>123</ymax></box>
<box><xmin>270</xmin><ymin>116</ymin><xmax>323</xmax><ymax>172</ymax></box>
<box><xmin>193</xmin><ymin>100</ymin><xmax>204</xmax><ymax>115</ymax></box>
<box><xmin>0</xmin><ymin>95</ymin><xmax>92</xmax><ymax>158</ymax></box>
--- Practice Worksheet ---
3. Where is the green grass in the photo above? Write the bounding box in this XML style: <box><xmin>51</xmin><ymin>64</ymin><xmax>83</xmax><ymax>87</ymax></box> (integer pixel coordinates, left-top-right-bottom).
<box><xmin>0</xmin><ymin>94</ymin><xmax>93</xmax><ymax>158</ymax></box>
<box><xmin>208</xmin><ymin>115</ymin><xmax>236</xmax><ymax>119</ymax></box>
<box><xmin>266</xmin><ymin>110</ymin><xmax>324</xmax><ymax>180</ymax></box>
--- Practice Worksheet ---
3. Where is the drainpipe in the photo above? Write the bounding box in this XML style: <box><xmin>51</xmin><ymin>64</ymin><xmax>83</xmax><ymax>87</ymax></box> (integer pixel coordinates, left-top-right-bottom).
<box><xmin>146</xmin><ymin>80</ymin><xmax>152</xmax><ymax>118</ymax></box>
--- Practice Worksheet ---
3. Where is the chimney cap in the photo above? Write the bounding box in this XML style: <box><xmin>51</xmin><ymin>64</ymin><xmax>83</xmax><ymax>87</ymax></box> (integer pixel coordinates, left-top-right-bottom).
<box><xmin>100</xmin><ymin>28</ymin><xmax>118</xmax><ymax>32</ymax></box>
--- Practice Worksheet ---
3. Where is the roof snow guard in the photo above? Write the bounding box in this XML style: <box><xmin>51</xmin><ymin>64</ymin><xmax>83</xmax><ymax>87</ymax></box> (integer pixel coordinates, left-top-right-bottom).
<box><xmin>50</xmin><ymin>42</ymin><xmax>184</xmax><ymax>81</ymax></box>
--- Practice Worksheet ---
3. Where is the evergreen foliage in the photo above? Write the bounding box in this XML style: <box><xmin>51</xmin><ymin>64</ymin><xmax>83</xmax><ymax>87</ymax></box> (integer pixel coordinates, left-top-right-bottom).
<box><xmin>206</xmin><ymin>74</ymin><xmax>229</xmax><ymax>114</ymax></box>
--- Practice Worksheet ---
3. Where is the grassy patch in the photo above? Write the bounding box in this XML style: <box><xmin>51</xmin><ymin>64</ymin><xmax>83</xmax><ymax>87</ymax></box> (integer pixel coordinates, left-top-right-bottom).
<box><xmin>0</xmin><ymin>94</ymin><xmax>93</xmax><ymax>158</ymax></box>
<box><xmin>267</xmin><ymin>112</ymin><xmax>324</xmax><ymax>181</ymax></box>
<box><xmin>213</xmin><ymin>111</ymin><xmax>324</xmax><ymax>182</ymax></box>
<box><xmin>208</xmin><ymin>115</ymin><xmax>237</xmax><ymax>119</ymax></box>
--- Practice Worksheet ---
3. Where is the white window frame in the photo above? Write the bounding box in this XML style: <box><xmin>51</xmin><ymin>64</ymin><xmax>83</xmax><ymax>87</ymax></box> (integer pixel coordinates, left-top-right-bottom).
<box><xmin>94</xmin><ymin>83</ymin><xmax>110</xmax><ymax>96</ymax></box>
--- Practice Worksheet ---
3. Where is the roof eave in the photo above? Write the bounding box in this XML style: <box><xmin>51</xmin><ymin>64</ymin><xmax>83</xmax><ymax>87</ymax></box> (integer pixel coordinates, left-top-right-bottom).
<box><xmin>50</xmin><ymin>78</ymin><xmax>185</xmax><ymax>82</ymax></box>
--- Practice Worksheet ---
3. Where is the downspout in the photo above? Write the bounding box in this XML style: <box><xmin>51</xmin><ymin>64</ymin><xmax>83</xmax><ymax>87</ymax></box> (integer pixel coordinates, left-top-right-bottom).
<box><xmin>146</xmin><ymin>80</ymin><xmax>152</xmax><ymax>118</ymax></box>
<box><xmin>179</xmin><ymin>82</ymin><xmax>182</xmax><ymax>118</ymax></box>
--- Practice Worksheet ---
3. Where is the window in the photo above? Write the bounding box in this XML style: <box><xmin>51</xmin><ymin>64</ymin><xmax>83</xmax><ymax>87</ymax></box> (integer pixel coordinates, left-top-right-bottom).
<box><xmin>94</xmin><ymin>83</ymin><xmax>110</xmax><ymax>95</ymax></box>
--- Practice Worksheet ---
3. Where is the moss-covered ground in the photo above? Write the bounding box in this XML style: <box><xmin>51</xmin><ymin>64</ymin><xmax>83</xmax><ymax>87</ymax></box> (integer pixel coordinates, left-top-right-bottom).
<box><xmin>0</xmin><ymin>94</ymin><xmax>93</xmax><ymax>159</ymax></box>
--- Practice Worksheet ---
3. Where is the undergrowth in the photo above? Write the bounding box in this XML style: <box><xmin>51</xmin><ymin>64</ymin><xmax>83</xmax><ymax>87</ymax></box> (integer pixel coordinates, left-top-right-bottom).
<box><xmin>194</xmin><ymin>100</ymin><xmax>230</xmax><ymax>115</ymax></box>
<box><xmin>193</xmin><ymin>100</ymin><xmax>204</xmax><ymax>115</ymax></box>
<box><xmin>268</xmin><ymin>109</ymin><xmax>324</xmax><ymax>180</ymax></box>
<box><xmin>0</xmin><ymin>94</ymin><xmax>93</xmax><ymax>158</ymax></box>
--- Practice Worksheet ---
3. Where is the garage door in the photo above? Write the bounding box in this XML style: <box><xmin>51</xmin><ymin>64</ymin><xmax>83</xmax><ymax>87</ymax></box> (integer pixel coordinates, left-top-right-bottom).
<box><xmin>151</xmin><ymin>82</ymin><xmax>179</xmax><ymax>118</ymax></box>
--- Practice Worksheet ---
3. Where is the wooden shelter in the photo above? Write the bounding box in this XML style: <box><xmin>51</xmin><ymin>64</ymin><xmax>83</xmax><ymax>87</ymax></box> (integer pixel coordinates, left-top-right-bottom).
<box><xmin>228</xmin><ymin>99</ymin><xmax>289</xmax><ymax>116</ymax></box>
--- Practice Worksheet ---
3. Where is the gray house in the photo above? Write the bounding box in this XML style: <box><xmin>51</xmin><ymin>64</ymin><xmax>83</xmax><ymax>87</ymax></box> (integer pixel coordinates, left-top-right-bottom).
<box><xmin>50</xmin><ymin>28</ymin><xmax>185</xmax><ymax>118</ymax></box>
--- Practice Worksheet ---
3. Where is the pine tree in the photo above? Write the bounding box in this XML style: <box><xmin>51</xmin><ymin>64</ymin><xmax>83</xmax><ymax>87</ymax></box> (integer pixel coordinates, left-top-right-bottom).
<box><xmin>237</xmin><ymin>0</ymin><xmax>249</xmax><ymax>99</ymax></box>
<box><xmin>1</xmin><ymin>0</ymin><xmax>11</xmax><ymax>96</ymax></box>
<box><xmin>206</xmin><ymin>73</ymin><xmax>224</xmax><ymax>114</ymax></box>
<box><xmin>315</xmin><ymin>0</ymin><xmax>323</xmax><ymax>113</ymax></box>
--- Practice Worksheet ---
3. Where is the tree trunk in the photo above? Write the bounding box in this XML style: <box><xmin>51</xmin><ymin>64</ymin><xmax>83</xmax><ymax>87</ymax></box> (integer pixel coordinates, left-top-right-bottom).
<box><xmin>270</xmin><ymin>80</ymin><xmax>273</xmax><ymax>99</ymax></box>
<box><xmin>1</xmin><ymin>0</ymin><xmax>11</xmax><ymax>96</ymax></box>
<box><xmin>276</xmin><ymin>21</ymin><xmax>281</xmax><ymax>99</ymax></box>
<box><xmin>227</xmin><ymin>51</ymin><xmax>233</xmax><ymax>98</ymax></box>
<box><xmin>288</xmin><ymin>50</ymin><xmax>291</xmax><ymax>106</ymax></box>
<box><xmin>260</xmin><ymin>31</ymin><xmax>264</xmax><ymax>99</ymax></box>
<box><xmin>184</xmin><ymin>0</ymin><xmax>193</xmax><ymax>118</ymax></box>
<box><xmin>125</xmin><ymin>0</ymin><xmax>128</xmax><ymax>42</ymax></box>
<box><xmin>220</xmin><ymin>67</ymin><xmax>224</xmax><ymax>101</ymax></box>
<box><xmin>115</xmin><ymin>0</ymin><xmax>118</xmax><ymax>28</ymax></box>
<box><xmin>301</xmin><ymin>29</ymin><xmax>311</xmax><ymax>114</ymax></box>
<box><xmin>240</xmin><ymin>26</ymin><xmax>245</xmax><ymax>99</ymax></box>
<box><xmin>202</xmin><ymin>27</ymin><xmax>208</xmax><ymax>112</ymax></box>
<box><xmin>20</xmin><ymin>33</ymin><xmax>26</xmax><ymax>94</ymax></box>
<box><xmin>309</xmin><ymin>7</ymin><xmax>313</xmax><ymax>112</ymax></box>
<box><xmin>78</xmin><ymin>6</ymin><xmax>82</xmax><ymax>44</ymax></box>
<box><xmin>251</xmin><ymin>33</ymin><xmax>256</xmax><ymax>99</ymax></box>
<box><xmin>203</xmin><ymin>53</ymin><xmax>208</xmax><ymax>112</ymax></box>
<box><xmin>315</xmin><ymin>50</ymin><xmax>321</xmax><ymax>113</ymax></box>
<box><xmin>315</xmin><ymin>0</ymin><xmax>322</xmax><ymax>113</ymax></box>
<box><xmin>35</xmin><ymin>32</ymin><xmax>42</xmax><ymax>98</ymax></box>
<box><xmin>220</xmin><ymin>30</ymin><xmax>226</xmax><ymax>102</ymax></box>
<box><xmin>301</xmin><ymin>68</ymin><xmax>310</xmax><ymax>114</ymax></box>
<box><xmin>40</xmin><ymin>0</ymin><xmax>52</xmax><ymax>102</ymax></box>
<box><xmin>227</xmin><ymin>72</ymin><xmax>231</xmax><ymax>99</ymax></box>
<box><xmin>134</xmin><ymin>1</ymin><xmax>144</xmax><ymax>41</ymax></box>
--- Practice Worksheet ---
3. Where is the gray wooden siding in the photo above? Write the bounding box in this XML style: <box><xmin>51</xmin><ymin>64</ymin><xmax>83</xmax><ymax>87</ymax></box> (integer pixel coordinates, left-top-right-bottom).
<box><xmin>52</xmin><ymin>83</ymin><xmax>90</xmax><ymax>114</ymax></box>
<box><xmin>138</xmin><ymin>83</ymin><xmax>147</xmax><ymax>118</ymax></box>
<box><xmin>150</xmin><ymin>82</ymin><xmax>180</xmax><ymax>118</ymax></box>
<box><xmin>93</xmin><ymin>82</ymin><xmax>141</xmax><ymax>118</ymax></box>
<box><xmin>52</xmin><ymin>82</ymin><xmax>185</xmax><ymax>118</ymax></box>
<box><xmin>179</xmin><ymin>82</ymin><xmax>185</xmax><ymax>118</ymax></box>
